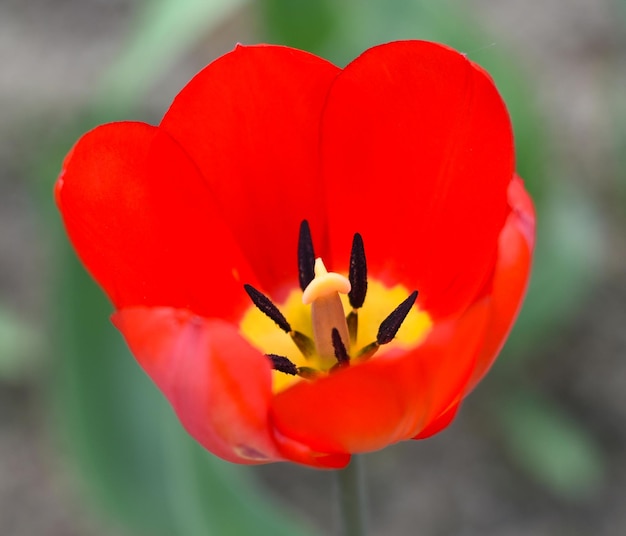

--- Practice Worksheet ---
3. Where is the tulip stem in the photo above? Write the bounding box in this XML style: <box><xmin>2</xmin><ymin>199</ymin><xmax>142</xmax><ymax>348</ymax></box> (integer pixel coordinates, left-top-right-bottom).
<box><xmin>335</xmin><ymin>456</ymin><xmax>368</xmax><ymax>536</ymax></box>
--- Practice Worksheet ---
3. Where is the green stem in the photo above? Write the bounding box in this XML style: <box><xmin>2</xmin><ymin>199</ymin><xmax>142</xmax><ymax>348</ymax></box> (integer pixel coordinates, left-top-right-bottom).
<box><xmin>334</xmin><ymin>456</ymin><xmax>368</xmax><ymax>536</ymax></box>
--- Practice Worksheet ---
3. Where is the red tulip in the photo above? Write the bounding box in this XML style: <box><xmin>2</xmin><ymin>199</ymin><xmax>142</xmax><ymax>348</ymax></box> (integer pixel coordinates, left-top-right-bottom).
<box><xmin>55</xmin><ymin>41</ymin><xmax>535</xmax><ymax>468</ymax></box>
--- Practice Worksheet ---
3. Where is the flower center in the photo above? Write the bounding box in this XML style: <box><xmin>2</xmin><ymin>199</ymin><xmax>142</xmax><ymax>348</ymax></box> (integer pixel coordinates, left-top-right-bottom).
<box><xmin>240</xmin><ymin>221</ymin><xmax>433</xmax><ymax>392</ymax></box>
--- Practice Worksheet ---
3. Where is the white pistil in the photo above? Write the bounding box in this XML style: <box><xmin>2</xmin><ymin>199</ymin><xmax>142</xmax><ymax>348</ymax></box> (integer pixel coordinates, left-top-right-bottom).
<box><xmin>302</xmin><ymin>258</ymin><xmax>351</xmax><ymax>364</ymax></box>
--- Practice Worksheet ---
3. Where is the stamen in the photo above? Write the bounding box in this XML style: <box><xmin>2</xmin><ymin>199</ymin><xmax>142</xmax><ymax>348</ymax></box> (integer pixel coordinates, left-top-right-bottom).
<box><xmin>244</xmin><ymin>284</ymin><xmax>316</xmax><ymax>359</ymax></box>
<box><xmin>356</xmin><ymin>341</ymin><xmax>379</xmax><ymax>360</ymax></box>
<box><xmin>377</xmin><ymin>291</ymin><xmax>418</xmax><ymax>345</ymax></box>
<box><xmin>346</xmin><ymin>311</ymin><xmax>358</xmax><ymax>345</ymax></box>
<box><xmin>348</xmin><ymin>233</ymin><xmax>367</xmax><ymax>309</ymax></box>
<box><xmin>347</xmin><ymin>233</ymin><xmax>367</xmax><ymax>344</ymax></box>
<box><xmin>356</xmin><ymin>290</ymin><xmax>418</xmax><ymax>360</ymax></box>
<box><xmin>244</xmin><ymin>284</ymin><xmax>291</xmax><ymax>333</ymax></box>
<box><xmin>267</xmin><ymin>355</ymin><xmax>323</xmax><ymax>380</ymax></box>
<box><xmin>291</xmin><ymin>330</ymin><xmax>316</xmax><ymax>358</ymax></box>
<box><xmin>331</xmin><ymin>327</ymin><xmax>350</xmax><ymax>366</ymax></box>
<box><xmin>298</xmin><ymin>220</ymin><xmax>316</xmax><ymax>291</ymax></box>
<box><xmin>267</xmin><ymin>354</ymin><xmax>298</xmax><ymax>375</ymax></box>
<box><xmin>297</xmin><ymin>367</ymin><xmax>323</xmax><ymax>380</ymax></box>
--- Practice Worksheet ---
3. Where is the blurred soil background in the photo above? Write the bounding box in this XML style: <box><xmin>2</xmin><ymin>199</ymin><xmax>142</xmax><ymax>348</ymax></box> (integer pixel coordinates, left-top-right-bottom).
<box><xmin>1</xmin><ymin>0</ymin><xmax>625</xmax><ymax>535</ymax></box>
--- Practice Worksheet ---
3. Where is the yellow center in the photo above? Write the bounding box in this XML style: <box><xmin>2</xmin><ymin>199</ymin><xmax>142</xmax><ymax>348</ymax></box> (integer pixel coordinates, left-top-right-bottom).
<box><xmin>240</xmin><ymin>262</ymin><xmax>433</xmax><ymax>392</ymax></box>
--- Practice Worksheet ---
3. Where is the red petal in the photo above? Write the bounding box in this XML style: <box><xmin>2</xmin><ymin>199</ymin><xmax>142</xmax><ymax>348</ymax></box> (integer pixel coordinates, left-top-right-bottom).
<box><xmin>412</xmin><ymin>401</ymin><xmax>460</xmax><ymax>440</ymax></box>
<box><xmin>465</xmin><ymin>175</ymin><xmax>535</xmax><ymax>392</ymax></box>
<box><xmin>320</xmin><ymin>41</ymin><xmax>514</xmax><ymax>318</ymax></box>
<box><xmin>56</xmin><ymin>122</ymin><xmax>255</xmax><ymax>320</ymax></box>
<box><xmin>412</xmin><ymin>176</ymin><xmax>535</xmax><ymax>431</ymax></box>
<box><xmin>112</xmin><ymin>307</ymin><xmax>278</xmax><ymax>464</ymax></box>
<box><xmin>271</xmin><ymin>298</ymin><xmax>489</xmax><ymax>454</ymax></box>
<box><xmin>160</xmin><ymin>45</ymin><xmax>340</xmax><ymax>299</ymax></box>
<box><xmin>113</xmin><ymin>307</ymin><xmax>348</xmax><ymax>468</ymax></box>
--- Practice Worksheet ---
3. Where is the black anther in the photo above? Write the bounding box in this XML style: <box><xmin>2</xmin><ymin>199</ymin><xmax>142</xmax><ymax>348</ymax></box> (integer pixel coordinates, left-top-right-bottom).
<box><xmin>346</xmin><ymin>310</ymin><xmax>358</xmax><ymax>345</ymax></box>
<box><xmin>244</xmin><ymin>284</ymin><xmax>292</xmax><ymax>333</ymax></box>
<box><xmin>377</xmin><ymin>291</ymin><xmax>418</xmax><ymax>345</ymax></box>
<box><xmin>331</xmin><ymin>328</ymin><xmax>350</xmax><ymax>365</ymax></box>
<box><xmin>348</xmin><ymin>232</ymin><xmax>367</xmax><ymax>309</ymax></box>
<box><xmin>298</xmin><ymin>220</ymin><xmax>316</xmax><ymax>291</ymax></box>
<box><xmin>267</xmin><ymin>354</ymin><xmax>298</xmax><ymax>376</ymax></box>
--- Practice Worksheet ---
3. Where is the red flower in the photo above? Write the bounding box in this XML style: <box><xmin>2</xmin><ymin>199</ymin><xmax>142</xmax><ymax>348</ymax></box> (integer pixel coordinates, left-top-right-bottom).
<box><xmin>55</xmin><ymin>41</ymin><xmax>535</xmax><ymax>469</ymax></box>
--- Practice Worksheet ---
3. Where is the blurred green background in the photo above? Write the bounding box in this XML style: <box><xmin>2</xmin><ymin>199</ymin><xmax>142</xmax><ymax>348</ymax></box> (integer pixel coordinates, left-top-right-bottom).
<box><xmin>1</xmin><ymin>0</ymin><xmax>625</xmax><ymax>534</ymax></box>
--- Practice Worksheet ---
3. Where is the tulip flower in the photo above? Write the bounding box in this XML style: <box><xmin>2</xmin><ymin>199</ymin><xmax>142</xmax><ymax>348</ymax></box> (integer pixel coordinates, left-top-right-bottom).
<box><xmin>55</xmin><ymin>40</ymin><xmax>535</xmax><ymax>469</ymax></box>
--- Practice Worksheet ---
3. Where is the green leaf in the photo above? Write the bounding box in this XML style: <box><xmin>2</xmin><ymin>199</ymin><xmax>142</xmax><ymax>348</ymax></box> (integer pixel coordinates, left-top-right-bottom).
<box><xmin>53</xmin><ymin>249</ymin><xmax>179</xmax><ymax>535</ymax></box>
<box><xmin>259</xmin><ymin>0</ymin><xmax>337</xmax><ymax>53</ymax></box>
<box><xmin>0</xmin><ymin>306</ymin><xmax>41</xmax><ymax>381</ymax></box>
<box><xmin>495</xmin><ymin>389</ymin><xmax>606</xmax><ymax>500</ymax></box>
